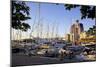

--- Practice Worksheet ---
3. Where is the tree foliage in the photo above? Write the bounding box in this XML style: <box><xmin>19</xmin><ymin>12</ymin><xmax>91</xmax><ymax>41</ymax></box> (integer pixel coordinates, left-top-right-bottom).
<box><xmin>12</xmin><ymin>1</ymin><xmax>31</xmax><ymax>31</ymax></box>
<box><xmin>86</xmin><ymin>25</ymin><xmax>96</xmax><ymax>35</ymax></box>
<box><xmin>64</xmin><ymin>4</ymin><xmax>96</xmax><ymax>20</ymax></box>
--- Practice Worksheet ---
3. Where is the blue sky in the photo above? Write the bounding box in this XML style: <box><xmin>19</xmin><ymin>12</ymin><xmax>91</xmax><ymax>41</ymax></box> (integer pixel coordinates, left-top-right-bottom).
<box><xmin>24</xmin><ymin>2</ymin><xmax>95</xmax><ymax>38</ymax></box>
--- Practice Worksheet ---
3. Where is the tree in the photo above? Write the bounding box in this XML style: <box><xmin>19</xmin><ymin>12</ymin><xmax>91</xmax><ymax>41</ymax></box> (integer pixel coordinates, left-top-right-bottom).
<box><xmin>12</xmin><ymin>1</ymin><xmax>31</xmax><ymax>31</ymax></box>
<box><xmin>64</xmin><ymin>4</ymin><xmax>96</xmax><ymax>20</ymax></box>
<box><xmin>86</xmin><ymin>25</ymin><xmax>96</xmax><ymax>35</ymax></box>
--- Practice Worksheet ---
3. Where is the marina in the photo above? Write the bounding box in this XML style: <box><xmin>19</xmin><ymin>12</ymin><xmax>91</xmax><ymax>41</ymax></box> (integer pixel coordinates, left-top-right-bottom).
<box><xmin>11</xmin><ymin>1</ymin><xmax>96</xmax><ymax>66</ymax></box>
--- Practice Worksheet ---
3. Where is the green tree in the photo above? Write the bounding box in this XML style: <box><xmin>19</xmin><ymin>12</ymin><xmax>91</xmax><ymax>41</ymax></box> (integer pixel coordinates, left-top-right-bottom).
<box><xmin>12</xmin><ymin>1</ymin><xmax>31</xmax><ymax>31</ymax></box>
<box><xmin>64</xmin><ymin>4</ymin><xmax>96</xmax><ymax>20</ymax></box>
<box><xmin>86</xmin><ymin>25</ymin><xmax>96</xmax><ymax>35</ymax></box>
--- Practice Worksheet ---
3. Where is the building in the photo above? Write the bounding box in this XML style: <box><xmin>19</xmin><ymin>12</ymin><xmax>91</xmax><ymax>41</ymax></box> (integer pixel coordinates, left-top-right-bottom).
<box><xmin>80</xmin><ymin>34</ymin><xmax>96</xmax><ymax>44</ymax></box>
<box><xmin>70</xmin><ymin>20</ymin><xmax>84</xmax><ymax>45</ymax></box>
<box><xmin>79</xmin><ymin>30</ymin><xmax>96</xmax><ymax>44</ymax></box>
<box><xmin>80</xmin><ymin>32</ymin><xmax>87</xmax><ymax>39</ymax></box>
<box><xmin>65</xmin><ymin>34</ymin><xmax>71</xmax><ymax>42</ymax></box>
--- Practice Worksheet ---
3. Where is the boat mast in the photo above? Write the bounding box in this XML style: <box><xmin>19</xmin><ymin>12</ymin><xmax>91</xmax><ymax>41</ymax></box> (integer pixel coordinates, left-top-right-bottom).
<box><xmin>30</xmin><ymin>16</ymin><xmax>36</xmax><ymax>39</ymax></box>
<box><xmin>40</xmin><ymin>20</ymin><xmax>43</xmax><ymax>38</ymax></box>
<box><xmin>37</xmin><ymin>3</ymin><xmax>40</xmax><ymax>38</ymax></box>
<box><xmin>46</xmin><ymin>23</ymin><xmax>49</xmax><ymax>39</ymax></box>
<box><xmin>55</xmin><ymin>23</ymin><xmax>59</xmax><ymax>39</ymax></box>
<box><xmin>51</xmin><ymin>23</ymin><xmax>55</xmax><ymax>38</ymax></box>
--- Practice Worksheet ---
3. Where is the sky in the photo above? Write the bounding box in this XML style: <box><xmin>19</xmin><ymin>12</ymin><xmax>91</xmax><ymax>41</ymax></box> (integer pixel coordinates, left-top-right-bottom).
<box><xmin>12</xmin><ymin>1</ymin><xmax>95</xmax><ymax>40</ymax></box>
